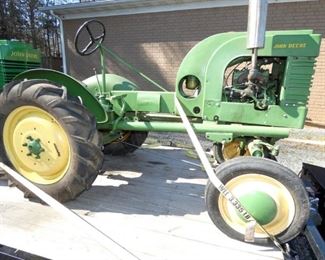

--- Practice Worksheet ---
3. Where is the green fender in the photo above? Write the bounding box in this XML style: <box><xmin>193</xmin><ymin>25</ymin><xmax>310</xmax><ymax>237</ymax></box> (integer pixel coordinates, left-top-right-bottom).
<box><xmin>14</xmin><ymin>69</ymin><xmax>107</xmax><ymax>123</ymax></box>
<box><xmin>82</xmin><ymin>73</ymin><xmax>138</xmax><ymax>96</ymax></box>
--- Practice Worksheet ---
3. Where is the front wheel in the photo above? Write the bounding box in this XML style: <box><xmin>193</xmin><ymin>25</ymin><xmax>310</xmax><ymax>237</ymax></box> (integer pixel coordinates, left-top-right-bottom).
<box><xmin>0</xmin><ymin>80</ymin><xmax>104</xmax><ymax>202</ymax></box>
<box><xmin>205</xmin><ymin>157</ymin><xmax>309</xmax><ymax>244</ymax></box>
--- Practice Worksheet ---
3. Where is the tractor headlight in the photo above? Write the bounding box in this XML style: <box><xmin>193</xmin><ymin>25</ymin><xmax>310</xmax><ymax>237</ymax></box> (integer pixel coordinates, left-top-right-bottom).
<box><xmin>179</xmin><ymin>75</ymin><xmax>201</xmax><ymax>98</ymax></box>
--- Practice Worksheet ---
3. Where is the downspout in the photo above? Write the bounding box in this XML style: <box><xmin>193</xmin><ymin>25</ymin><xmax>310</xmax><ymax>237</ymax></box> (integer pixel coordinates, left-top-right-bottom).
<box><xmin>51</xmin><ymin>10</ymin><xmax>67</xmax><ymax>73</ymax></box>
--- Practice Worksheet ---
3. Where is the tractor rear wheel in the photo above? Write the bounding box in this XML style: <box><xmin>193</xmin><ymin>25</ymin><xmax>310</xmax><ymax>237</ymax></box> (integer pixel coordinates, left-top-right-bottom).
<box><xmin>0</xmin><ymin>80</ymin><xmax>103</xmax><ymax>202</ymax></box>
<box><xmin>103</xmin><ymin>131</ymin><xmax>148</xmax><ymax>156</ymax></box>
<box><xmin>205</xmin><ymin>157</ymin><xmax>309</xmax><ymax>245</ymax></box>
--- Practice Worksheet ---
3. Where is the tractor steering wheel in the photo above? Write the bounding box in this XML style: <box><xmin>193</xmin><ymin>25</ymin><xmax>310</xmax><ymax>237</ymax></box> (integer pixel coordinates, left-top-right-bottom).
<box><xmin>74</xmin><ymin>20</ymin><xmax>106</xmax><ymax>56</ymax></box>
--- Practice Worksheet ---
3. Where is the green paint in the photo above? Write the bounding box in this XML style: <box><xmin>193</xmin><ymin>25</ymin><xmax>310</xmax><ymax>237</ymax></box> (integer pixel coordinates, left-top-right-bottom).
<box><xmin>2</xmin><ymin>30</ymin><xmax>322</xmax><ymax>150</ymax></box>
<box><xmin>0</xmin><ymin>40</ymin><xmax>40</xmax><ymax>87</ymax></box>
<box><xmin>0</xmin><ymin>40</ymin><xmax>41</xmax><ymax>63</ymax></box>
<box><xmin>110</xmin><ymin>91</ymin><xmax>175</xmax><ymax>114</ymax></box>
<box><xmin>175</xmin><ymin>30</ymin><xmax>321</xmax><ymax>128</ymax></box>
<box><xmin>113</xmin><ymin>121</ymin><xmax>289</xmax><ymax>138</ymax></box>
<box><xmin>83</xmin><ymin>73</ymin><xmax>139</xmax><ymax>97</ymax></box>
<box><xmin>14</xmin><ymin>69</ymin><xmax>107</xmax><ymax>123</ymax></box>
<box><xmin>205</xmin><ymin>132</ymin><xmax>234</xmax><ymax>143</ymax></box>
<box><xmin>23</xmin><ymin>136</ymin><xmax>44</xmax><ymax>159</ymax></box>
<box><xmin>238</xmin><ymin>191</ymin><xmax>277</xmax><ymax>225</ymax></box>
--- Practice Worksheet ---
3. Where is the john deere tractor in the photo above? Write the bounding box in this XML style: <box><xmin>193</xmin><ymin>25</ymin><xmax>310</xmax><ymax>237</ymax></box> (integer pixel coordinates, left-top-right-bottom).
<box><xmin>0</xmin><ymin>1</ymin><xmax>322</xmax><ymax>246</ymax></box>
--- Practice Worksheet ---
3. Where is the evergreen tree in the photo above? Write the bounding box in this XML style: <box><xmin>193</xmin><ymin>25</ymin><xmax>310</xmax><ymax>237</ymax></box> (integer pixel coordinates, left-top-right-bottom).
<box><xmin>0</xmin><ymin>0</ymin><xmax>71</xmax><ymax>59</ymax></box>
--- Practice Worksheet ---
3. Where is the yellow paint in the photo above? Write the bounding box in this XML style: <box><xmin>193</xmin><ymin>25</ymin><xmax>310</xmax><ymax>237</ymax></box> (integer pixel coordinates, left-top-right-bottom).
<box><xmin>222</xmin><ymin>140</ymin><xmax>250</xmax><ymax>160</ymax></box>
<box><xmin>10</xmin><ymin>51</ymin><xmax>39</xmax><ymax>60</ymax></box>
<box><xmin>273</xmin><ymin>43</ymin><xmax>287</xmax><ymax>49</ymax></box>
<box><xmin>218</xmin><ymin>174</ymin><xmax>295</xmax><ymax>238</ymax></box>
<box><xmin>3</xmin><ymin>106</ymin><xmax>71</xmax><ymax>184</ymax></box>
<box><xmin>273</xmin><ymin>43</ymin><xmax>307</xmax><ymax>49</ymax></box>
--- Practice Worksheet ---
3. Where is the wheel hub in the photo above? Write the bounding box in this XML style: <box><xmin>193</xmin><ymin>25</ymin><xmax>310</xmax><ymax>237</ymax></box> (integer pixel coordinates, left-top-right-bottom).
<box><xmin>3</xmin><ymin>106</ymin><xmax>71</xmax><ymax>184</ymax></box>
<box><xmin>218</xmin><ymin>173</ymin><xmax>295</xmax><ymax>237</ymax></box>
<box><xmin>23</xmin><ymin>136</ymin><xmax>45</xmax><ymax>159</ymax></box>
<box><xmin>238</xmin><ymin>191</ymin><xmax>277</xmax><ymax>225</ymax></box>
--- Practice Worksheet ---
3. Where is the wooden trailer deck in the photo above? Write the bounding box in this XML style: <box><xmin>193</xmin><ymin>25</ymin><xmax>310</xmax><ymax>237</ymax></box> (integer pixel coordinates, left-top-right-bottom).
<box><xmin>0</xmin><ymin>146</ymin><xmax>283</xmax><ymax>260</ymax></box>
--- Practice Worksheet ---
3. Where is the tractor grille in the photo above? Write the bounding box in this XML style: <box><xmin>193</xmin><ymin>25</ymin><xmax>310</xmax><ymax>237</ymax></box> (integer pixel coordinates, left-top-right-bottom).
<box><xmin>281</xmin><ymin>57</ymin><xmax>316</xmax><ymax>106</ymax></box>
<box><xmin>0</xmin><ymin>60</ymin><xmax>40</xmax><ymax>85</ymax></box>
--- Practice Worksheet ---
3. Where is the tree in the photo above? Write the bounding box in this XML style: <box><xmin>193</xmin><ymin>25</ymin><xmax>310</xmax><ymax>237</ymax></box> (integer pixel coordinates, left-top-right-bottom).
<box><xmin>0</xmin><ymin>0</ymin><xmax>65</xmax><ymax>61</ymax></box>
<box><xmin>0</xmin><ymin>1</ymin><xmax>26</xmax><ymax>40</ymax></box>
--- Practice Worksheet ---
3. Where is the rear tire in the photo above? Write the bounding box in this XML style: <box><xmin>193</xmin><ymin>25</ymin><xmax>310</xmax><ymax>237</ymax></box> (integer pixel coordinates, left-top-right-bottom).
<box><xmin>0</xmin><ymin>80</ymin><xmax>104</xmax><ymax>202</ymax></box>
<box><xmin>103</xmin><ymin>131</ymin><xmax>148</xmax><ymax>156</ymax></box>
<box><xmin>205</xmin><ymin>157</ymin><xmax>309</xmax><ymax>245</ymax></box>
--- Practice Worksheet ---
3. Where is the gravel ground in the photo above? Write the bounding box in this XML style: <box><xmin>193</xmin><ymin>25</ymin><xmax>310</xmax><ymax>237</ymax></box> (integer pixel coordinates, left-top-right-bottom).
<box><xmin>147</xmin><ymin>126</ymin><xmax>325</xmax><ymax>173</ymax></box>
<box><xmin>277</xmin><ymin>127</ymin><xmax>325</xmax><ymax>172</ymax></box>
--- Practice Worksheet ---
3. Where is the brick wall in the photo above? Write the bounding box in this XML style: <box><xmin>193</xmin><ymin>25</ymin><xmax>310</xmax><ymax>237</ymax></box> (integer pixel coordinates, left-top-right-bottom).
<box><xmin>64</xmin><ymin>0</ymin><xmax>325</xmax><ymax>125</ymax></box>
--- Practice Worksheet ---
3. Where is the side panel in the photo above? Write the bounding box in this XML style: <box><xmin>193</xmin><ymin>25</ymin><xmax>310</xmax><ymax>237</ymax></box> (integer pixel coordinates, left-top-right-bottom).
<box><xmin>14</xmin><ymin>69</ymin><xmax>107</xmax><ymax>123</ymax></box>
<box><xmin>110</xmin><ymin>90</ymin><xmax>175</xmax><ymax>114</ymax></box>
<box><xmin>218</xmin><ymin>103</ymin><xmax>307</xmax><ymax>128</ymax></box>
<box><xmin>175</xmin><ymin>30</ymin><xmax>321</xmax><ymax>128</ymax></box>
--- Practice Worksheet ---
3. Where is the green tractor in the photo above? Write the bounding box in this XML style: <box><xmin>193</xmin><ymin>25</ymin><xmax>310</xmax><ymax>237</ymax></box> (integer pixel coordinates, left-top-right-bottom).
<box><xmin>0</xmin><ymin>40</ymin><xmax>41</xmax><ymax>86</ymax></box>
<box><xmin>0</xmin><ymin>5</ymin><xmax>321</xmax><ymax>246</ymax></box>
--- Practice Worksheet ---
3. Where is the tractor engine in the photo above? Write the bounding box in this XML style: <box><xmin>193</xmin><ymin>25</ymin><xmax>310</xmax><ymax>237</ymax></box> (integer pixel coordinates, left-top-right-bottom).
<box><xmin>224</xmin><ymin>57</ymin><xmax>284</xmax><ymax>110</ymax></box>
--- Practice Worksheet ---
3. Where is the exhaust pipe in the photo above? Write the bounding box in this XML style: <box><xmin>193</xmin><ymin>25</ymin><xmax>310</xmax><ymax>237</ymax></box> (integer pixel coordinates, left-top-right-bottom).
<box><xmin>247</xmin><ymin>0</ymin><xmax>268</xmax><ymax>49</ymax></box>
<box><xmin>247</xmin><ymin>0</ymin><xmax>268</xmax><ymax>80</ymax></box>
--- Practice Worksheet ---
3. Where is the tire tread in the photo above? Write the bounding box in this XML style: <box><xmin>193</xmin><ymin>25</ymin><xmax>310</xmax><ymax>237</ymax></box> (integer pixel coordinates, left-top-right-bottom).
<box><xmin>0</xmin><ymin>80</ymin><xmax>103</xmax><ymax>202</ymax></box>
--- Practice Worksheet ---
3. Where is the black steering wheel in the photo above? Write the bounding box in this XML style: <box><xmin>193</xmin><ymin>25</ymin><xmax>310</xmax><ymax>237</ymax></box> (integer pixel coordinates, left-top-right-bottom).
<box><xmin>74</xmin><ymin>20</ymin><xmax>106</xmax><ymax>56</ymax></box>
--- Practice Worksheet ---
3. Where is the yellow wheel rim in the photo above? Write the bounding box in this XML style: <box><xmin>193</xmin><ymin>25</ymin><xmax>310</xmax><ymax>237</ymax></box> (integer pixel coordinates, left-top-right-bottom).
<box><xmin>3</xmin><ymin>106</ymin><xmax>71</xmax><ymax>184</ymax></box>
<box><xmin>222</xmin><ymin>140</ymin><xmax>250</xmax><ymax>160</ymax></box>
<box><xmin>218</xmin><ymin>174</ymin><xmax>295</xmax><ymax>238</ymax></box>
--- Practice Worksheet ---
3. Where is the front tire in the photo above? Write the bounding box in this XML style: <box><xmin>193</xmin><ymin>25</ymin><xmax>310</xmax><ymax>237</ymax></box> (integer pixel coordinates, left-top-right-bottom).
<box><xmin>205</xmin><ymin>157</ymin><xmax>309</xmax><ymax>244</ymax></box>
<box><xmin>0</xmin><ymin>80</ymin><xmax>104</xmax><ymax>202</ymax></box>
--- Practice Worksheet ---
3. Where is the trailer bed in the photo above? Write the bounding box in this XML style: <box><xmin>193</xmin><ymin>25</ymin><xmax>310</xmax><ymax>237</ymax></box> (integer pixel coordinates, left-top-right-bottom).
<box><xmin>0</xmin><ymin>146</ymin><xmax>283</xmax><ymax>260</ymax></box>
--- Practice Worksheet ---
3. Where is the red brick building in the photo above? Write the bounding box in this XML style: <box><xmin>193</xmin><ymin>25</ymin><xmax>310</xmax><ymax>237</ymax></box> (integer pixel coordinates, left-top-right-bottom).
<box><xmin>49</xmin><ymin>0</ymin><xmax>325</xmax><ymax>125</ymax></box>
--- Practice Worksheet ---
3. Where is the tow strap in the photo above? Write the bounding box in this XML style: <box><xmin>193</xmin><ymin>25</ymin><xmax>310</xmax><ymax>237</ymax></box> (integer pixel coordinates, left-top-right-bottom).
<box><xmin>174</xmin><ymin>97</ymin><xmax>291</xmax><ymax>257</ymax></box>
<box><xmin>0</xmin><ymin>162</ymin><xmax>139</xmax><ymax>260</ymax></box>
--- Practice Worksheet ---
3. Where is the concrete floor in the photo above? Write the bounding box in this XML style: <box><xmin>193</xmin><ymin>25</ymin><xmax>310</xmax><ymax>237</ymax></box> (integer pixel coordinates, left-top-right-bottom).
<box><xmin>0</xmin><ymin>146</ymin><xmax>283</xmax><ymax>260</ymax></box>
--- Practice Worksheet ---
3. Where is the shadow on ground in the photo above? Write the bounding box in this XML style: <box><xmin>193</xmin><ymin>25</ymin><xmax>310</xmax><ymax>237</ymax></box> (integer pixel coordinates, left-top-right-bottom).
<box><xmin>67</xmin><ymin>148</ymin><xmax>208</xmax><ymax>217</ymax></box>
<box><xmin>0</xmin><ymin>179</ymin><xmax>8</xmax><ymax>187</ymax></box>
